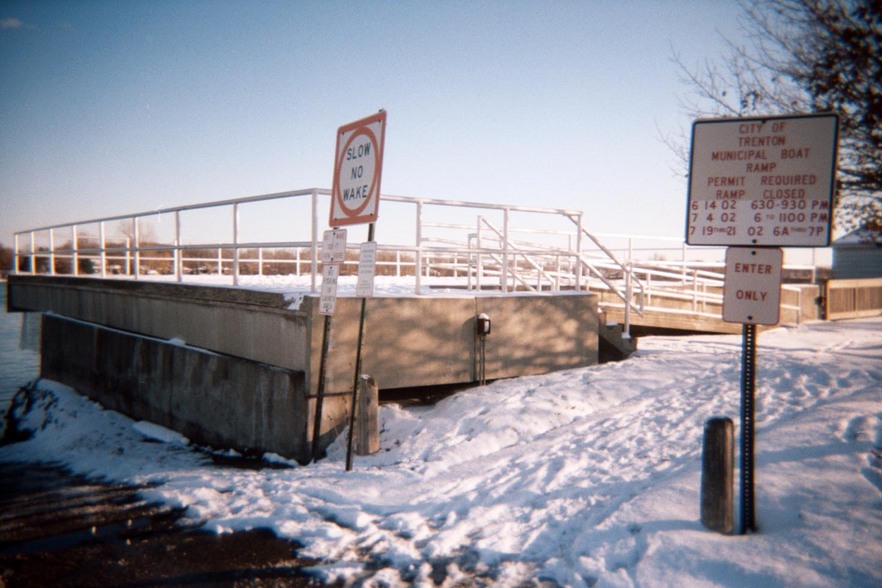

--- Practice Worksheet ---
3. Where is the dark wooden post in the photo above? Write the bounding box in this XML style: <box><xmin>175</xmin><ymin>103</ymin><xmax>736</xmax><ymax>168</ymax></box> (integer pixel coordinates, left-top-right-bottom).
<box><xmin>356</xmin><ymin>375</ymin><xmax>380</xmax><ymax>456</ymax></box>
<box><xmin>701</xmin><ymin>416</ymin><xmax>734</xmax><ymax>533</ymax></box>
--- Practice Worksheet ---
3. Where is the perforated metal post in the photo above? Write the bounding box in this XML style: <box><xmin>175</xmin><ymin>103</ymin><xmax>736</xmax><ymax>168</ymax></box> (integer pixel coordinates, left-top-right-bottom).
<box><xmin>347</xmin><ymin>222</ymin><xmax>375</xmax><ymax>471</ymax></box>
<box><xmin>740</xmin><ymin>323</ymin><xmax>758</xmax><ymax>533</ymax></box>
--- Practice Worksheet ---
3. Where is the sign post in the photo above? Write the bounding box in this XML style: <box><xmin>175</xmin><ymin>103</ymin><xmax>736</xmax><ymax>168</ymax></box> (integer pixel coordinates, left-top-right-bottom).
<box><xmin>687</xmin><ymin>113</ymin><xmax>838</xmax><ymax>534</ymax></box>
<box><xmin>325</xmin><ymin>110</ymin><xmax>387</xmax><ymax>471</ymax></box>
<box><xmin>312</xmin><ymin>229</ymin><xmax>348</xmax><ymax>462</ymax></box>
<box><xmin>721</xmin><ymin>246</ymin><xmax>783</xmax><ymax>533</ymax></box>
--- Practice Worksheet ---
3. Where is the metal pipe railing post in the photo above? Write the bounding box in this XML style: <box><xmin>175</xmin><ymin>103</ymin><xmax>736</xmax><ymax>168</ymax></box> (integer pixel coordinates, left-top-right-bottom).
<box><xmin>174</xmin><ymin>211</ymin><xmax>182</xmax><ymax>282</ymax></box>
<box><xmin>681</xmin><ymin>241</ymin><xmax>688</xmax><ymax>283</ymax></box>
<box><xmin>133</xmin><ymin>218</ymin><xmax>141</xmax><ymax>279</ymax></box>
<box><xmin>29</xmin><ymin>232</ymin><xmax>35</xmax><ymax>274</ymax></box>
<box><xmin>624</xmin><ymin>261</ymin><xmax>632</xmax><ymax>337</ymax></box>
<box><xmin>476</xmin><ymin>217</ymin><xmax>484</xmax><ymax>292</ymax></box>
<box><xmin>502</xmin><ymin>208</ymin><xmax>510</xmax><ymax>293</ymax></box>
<box><xmin>49</xmin><ymin>228</ymin><xmax>56</xmax><ymax>275</ymax></box>
<box><xmin>310</xmin><ymin>190</ymin><xmax>318</xmax><ymax>293</ymax></box>
<box><xmin>415</xmin><ymin>201</ymin><xmax>423</xmax><ymax>294</ymax></box>
<box><xmin>99</xmin><ymin>222</ymin><xmax>106</xmax><ymax>278</ymax></box>
<box><xmin>233</xmin><ymin>202</ymin><xmax>240</xmax><ymax>286</ymax></box>
<box><xmin>72</xmin><ymin>225</ymin><xmax>79</xmax><ymax>276</ymax></box>
<box><xmin>575</xmin><ymin>213</ymin><xmax>583</xmax><ymax>290</ymax></box>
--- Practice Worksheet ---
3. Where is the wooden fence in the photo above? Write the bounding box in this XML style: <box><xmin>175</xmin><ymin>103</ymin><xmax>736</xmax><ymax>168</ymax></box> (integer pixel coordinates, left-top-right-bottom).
<box><xmin>825</xmin><ymin>278</ymin><xmax>882</xmax><ymax>320</ymax></box>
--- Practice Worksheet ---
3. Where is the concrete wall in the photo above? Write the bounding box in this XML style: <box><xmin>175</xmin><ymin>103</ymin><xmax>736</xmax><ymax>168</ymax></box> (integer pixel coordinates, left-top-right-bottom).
<box><xmin>41</xmin><ymin>314</ymin><xmax>312</xmax><ymax>462</ymax></box>
<box><xmin>8</xmin><ymin>276</ymin><xmax>599</xmax><ymax>395</ymax></box>
<box><xmin>8</xmin><ymin>276</ymin><xmax>600</xmax><ymax>458</ymax></box>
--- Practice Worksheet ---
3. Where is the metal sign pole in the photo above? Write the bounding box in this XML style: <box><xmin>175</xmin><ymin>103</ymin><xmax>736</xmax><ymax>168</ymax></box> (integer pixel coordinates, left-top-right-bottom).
<box><xmin>311</xmin><ymin>314</ymin><xmax>333</xmax><ymax>463</ymax></box>
<box><xmin>346</xmin><ymin>222</ymin><xmax>375</xmax><ymax>471</ymax></box>
<box><xmin>740</xmin><ymin>323</ymin><xmax>758</xmax><ymax>533</ymax></box>
<box><xmin>312</xmin><ymin>314</ymin><xmax>333</xmax><ymax>461</ymax></box>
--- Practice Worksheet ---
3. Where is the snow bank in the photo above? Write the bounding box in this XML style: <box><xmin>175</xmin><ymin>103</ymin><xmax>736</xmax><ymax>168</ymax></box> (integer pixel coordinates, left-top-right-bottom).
<box><xmin>2</xmin><ymin>318</ymin><xmax>880</xmax><ymax>587</ymax></box>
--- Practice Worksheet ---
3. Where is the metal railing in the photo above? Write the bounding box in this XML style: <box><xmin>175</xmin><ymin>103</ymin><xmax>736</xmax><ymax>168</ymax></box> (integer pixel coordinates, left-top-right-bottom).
<box><xmin>13</xmin><ymin>188</ymin><xmax>826</xmax><ymax>333</ymax></box>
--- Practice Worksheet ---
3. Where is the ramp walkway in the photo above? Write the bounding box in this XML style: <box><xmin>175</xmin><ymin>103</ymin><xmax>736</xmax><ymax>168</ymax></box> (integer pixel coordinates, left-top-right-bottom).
<box><xmin>13</xmin><ymin>188</ymin><xmax>823</xmax><ymax>335</ymax></box>
<box><xmin>8</xmin><ymin>188</ymin><xmax>830</xmax><ymax>461</ymax></box>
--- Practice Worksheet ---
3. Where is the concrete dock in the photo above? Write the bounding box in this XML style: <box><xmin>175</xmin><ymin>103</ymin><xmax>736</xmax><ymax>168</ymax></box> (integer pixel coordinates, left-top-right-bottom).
<box><xmin>6</xmin><ymin>275</ymin><xmax>600</xmax><ymax>463</ymax></box>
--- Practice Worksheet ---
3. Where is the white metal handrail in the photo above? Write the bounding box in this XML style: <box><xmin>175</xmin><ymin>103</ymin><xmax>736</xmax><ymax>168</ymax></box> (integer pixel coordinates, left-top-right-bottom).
<box><xmin>12</xmin><ymin>187</ymin><xmax>824</xmax><ymax>333</ymax></box>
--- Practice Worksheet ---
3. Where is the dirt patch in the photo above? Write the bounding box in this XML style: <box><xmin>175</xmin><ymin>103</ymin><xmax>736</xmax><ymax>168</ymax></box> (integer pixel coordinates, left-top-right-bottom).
<box><xmin>0</xmin><ymin>462</ymin><xmax>332</xmax><ymax>587</ymax></box>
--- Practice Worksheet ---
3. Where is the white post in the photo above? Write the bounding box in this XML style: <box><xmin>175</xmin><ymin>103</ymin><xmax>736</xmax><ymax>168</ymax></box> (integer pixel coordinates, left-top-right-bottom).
<box><xmin>310</xmin><ymin>190</ymin><xmax>318</xmax><ymax>293</ymax></box>
<box><xmin>49</xmin><ymin>228</ymin><xmax>56</xmax><ymax>275</ymax></box>
<box><xmin>29</xmin><ymin>232</ymin><xmax>35</xmax><ymax>274</ymax></box>
<box><xmin>99</xmin><ymin>222</ymin><xmax>106</xmax><ymax>278</ymax></box>
<box><xmin>233</xmin><ymin>202</ymin><xmax>240</xmax><ymax>286</ymax></box>
<box><xmin>415</xmin><ymin>201</ymin><xmax>423</xmax><ymax>294</ymax></box>
<box><xmin>624</xmin><ymin>261</ymin><xmax>632</xmax><ymax>337</ymax></box>
<box><xmin>502</xmin><ymin>208</ymin><xmax>510</xmax><ymax>293</ymax></box>
<box><xmin>175</xmin><ymin>211</ymin><xmax>182</xmax><ymax>282</ymax></box>
<box><xmin>476</xmin><ymin>218</ymin><xmax>484</xmax><ymax>292</ymax></box>
<box><xmin>13</xmin><ymin>233</ymin><xmax>19</xmax><ymax>274</ymax></box>
<box><xmin>133</xmin><ymin>218</ymin><xmax>140</xmax><ymax>279</ymax></box>
<box><xmin>575</xmin><ymin>213</ymin><xmax>583</xmax><ymax>290</ymax></box>
<box><xmin>72</xmin><ymin>225</ymin><xmax>79</xmax><ymax>276</ymax></box>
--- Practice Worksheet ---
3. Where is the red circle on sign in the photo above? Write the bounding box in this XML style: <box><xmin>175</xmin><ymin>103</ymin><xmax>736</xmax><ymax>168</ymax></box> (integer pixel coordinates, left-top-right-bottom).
<box><xmin>334</xmin><ymin>126</ymin><xmax>380</xmax><ymax>218</ymax></box>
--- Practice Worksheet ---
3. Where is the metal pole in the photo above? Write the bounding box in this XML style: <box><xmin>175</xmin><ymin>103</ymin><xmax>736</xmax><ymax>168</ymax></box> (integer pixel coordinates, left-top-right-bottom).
<box><xmin>133</xmin><ymin>218</ymin><xmax>140</xmax><ymax>279</ymax></box>
<box><xmin>415</xmin><ymin>202</ymin><xmax>423</xmax><ymax>294</ymax></box>
<box><xmin>233</xmin><ymin>202</ymin><xmax>240</xmax><ymax>286</ymax></box>
<box><xmin>575</xmin><ymin>213</ymin><xmax>583</xmax><ymax>290</ymax></box>
<box><xmin>502</xmin><ymin>208</ymin><xmax>510</xmax><ymax>293</ymax></box>
<box><xmin>174</xmin><ymin>211</ymin><xmax>182</xmax><ymax>282</ymax></box>
<box><xmin>72</xmin><ymin>225</ymin><xmax>79</xmax><ymax>276</ymax></box>
<box><xmin>99</xmin><ymin>222</ymin><xmax>106</xmax><ymax>278</ymax></box>
<box><xmin>310</xmin><ymin>191</ymin><xmax>319</xmax><ymax>293</ymax></box>
<box><xmin>624</xmin><ymin>261</ymin><xmax>632</xmax><ymax>337</ymax></box>
<box><xmin>740</xmin><ymin>323</ymin><xmax>758</xmax><ymax>534</ymax></box>
<box><xmin>311</xmin><ymin>314</ymin><xmax>333</xmax><ymax>463</ymax></box>
<box><xmin>347</xmin><ymin>222</ymin><xmax>375</xmax><ymax>471</ymax></box>
<box><xmin>49</xmin><ymin>228</ymin><xmax>55</xmax><ymax>275</ymax></box>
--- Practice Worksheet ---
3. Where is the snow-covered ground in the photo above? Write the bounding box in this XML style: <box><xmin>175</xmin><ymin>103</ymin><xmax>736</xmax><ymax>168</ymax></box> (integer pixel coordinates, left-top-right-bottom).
<box><xmin>2</xmin><ymin>318</ymin><xmax>881</xmax><ymax>587</ymax></box>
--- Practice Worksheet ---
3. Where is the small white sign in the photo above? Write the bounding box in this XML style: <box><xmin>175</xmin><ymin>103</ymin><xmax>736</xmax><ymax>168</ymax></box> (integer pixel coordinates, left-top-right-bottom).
<box><xmin>320</xmin><ymin>229</ymin><xmax>347</xmax><ymax>264</ymax></box>
<box><xmin>722</xmin><ymin>247</ymin><xmax>783</xmax><ymax>325</ymax></box>
<box><xmin>319</xmin><ymin>264</ymin><xmax>340</xmax><ymax>315</ymax></box>
<box><xmin>356</xmin><ymin>241</ymin><xmax>378</xmax><ymax>298</ymax></box>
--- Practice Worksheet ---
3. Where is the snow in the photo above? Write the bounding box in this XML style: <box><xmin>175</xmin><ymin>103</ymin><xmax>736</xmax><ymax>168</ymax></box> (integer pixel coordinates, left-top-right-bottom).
<box><xmin>2</xmin><ymin>318</ymin><xmax>881</xmax><ymax>586</ymax></box>
<box><xmin>132</xmin><ymin>420</ymin><xmax>190</xmax><ymax>446</ymax></box>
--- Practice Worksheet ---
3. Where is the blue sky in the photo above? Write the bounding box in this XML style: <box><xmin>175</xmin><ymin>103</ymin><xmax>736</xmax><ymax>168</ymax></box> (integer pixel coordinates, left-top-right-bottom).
<box><xmin>0</xmin><ymin>0</ymin><xmax>744</xmax><ymax>248</ymax></box>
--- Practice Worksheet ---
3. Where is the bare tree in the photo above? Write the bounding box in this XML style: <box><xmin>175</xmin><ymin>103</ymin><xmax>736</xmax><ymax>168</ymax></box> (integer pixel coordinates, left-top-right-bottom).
<box><xmin>669</xmin><ymin>0</ymin><xmax>882</xmax><ymax>236</ymax></box>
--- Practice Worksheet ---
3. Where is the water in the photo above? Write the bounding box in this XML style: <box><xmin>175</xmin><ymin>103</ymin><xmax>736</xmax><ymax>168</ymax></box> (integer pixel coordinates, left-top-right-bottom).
<box><xmin>0</xmin><ymin>284</ymin><xmax>41</xmax><ymax>409</ymax></box>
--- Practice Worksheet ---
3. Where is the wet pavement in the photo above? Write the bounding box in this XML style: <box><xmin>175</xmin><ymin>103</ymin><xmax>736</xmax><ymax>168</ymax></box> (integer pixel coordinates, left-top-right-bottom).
<box><xmin>0</xmin><ymin>461</ymin><xmax>329</xmax><ymax>587</ymax></box>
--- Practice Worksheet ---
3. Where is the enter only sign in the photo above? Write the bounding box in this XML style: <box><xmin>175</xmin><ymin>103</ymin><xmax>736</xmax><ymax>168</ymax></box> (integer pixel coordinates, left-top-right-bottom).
<box><xmin>722</xmin><ymin>247</ymin><xmax>783</xmax><ymax>325</ymax></box>
<box><xmin>329</xmin><ymin>111</ymin><xmax>387</xmax><ymax>227</ymax></box>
